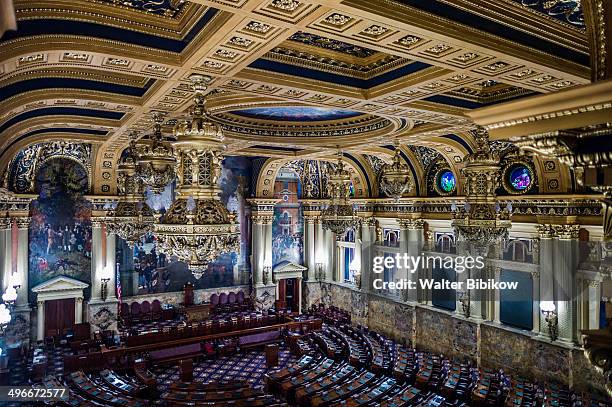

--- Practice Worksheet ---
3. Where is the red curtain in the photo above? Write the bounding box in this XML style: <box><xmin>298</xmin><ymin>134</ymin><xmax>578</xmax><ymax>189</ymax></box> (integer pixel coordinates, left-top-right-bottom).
<box><xmin>45</xmin><ymin>298</ymin><xmax>75</xmax><ymax>336</ymax></box>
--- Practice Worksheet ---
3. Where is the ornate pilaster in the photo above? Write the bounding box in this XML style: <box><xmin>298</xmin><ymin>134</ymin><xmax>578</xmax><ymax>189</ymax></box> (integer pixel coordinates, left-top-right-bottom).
<box><xmin>0</xmin><ymin>217</ymin><xmax>11</xmax><ymax>292</ymax></box>
<box><xmin>301</xmin><ymin>199</ymin><xmax>324</xmax><ymax>282</ymax></box>
<box><xmin>531</xmin><ymin>271</ymin><xmax>541</xmax><ymax>334</ymax></box>
<box><xmin>360</xmin><ymin>217</ymin><xmax>377</xmax><ymax>293</ymax></box>
<box><xmin>398</xmin><ymin>218</ymin><xmax>424</xmax><ymax>303</ymax></box>
<box><xmin>248</xmin><ymin>199</ymin><xmax>278</xmax><ymax>293</ymax></box>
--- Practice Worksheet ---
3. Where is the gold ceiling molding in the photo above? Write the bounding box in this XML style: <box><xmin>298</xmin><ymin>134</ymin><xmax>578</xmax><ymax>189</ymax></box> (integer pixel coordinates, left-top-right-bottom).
<box><xmin>14</xmin><ymin>0</ymin><xmax>208</xmax><ymax>37</ymax></box>
<box><xmin>0</xmin><ymin>115</ymin><xmax>121</xmax><ymax>160</ymax></box>
<box><xmin>0</xmin><ymin>37</ymin><xmax>183</xmax><ymax>66</ymax></box>
<box><xmin>342</xmin><ymin>0</ymin><xmax>590</xmax><ymax>81</ymax></box>
<box><xmin>446</xmin><ymin>0</ymin><xmax>587</xmax><ymax>50</ymax></box>
<box><xmin>0</xmin><ymin>66</ymin><xmax>152</xmax><ymax>88</ymax></box>
<box><xmin>466</xmin><ymin>79</ymin><xmax>612</xmax><ymax>139</ymax></box>
<box><xmin>0</xmin><ymin>90</ymin><xmax>138</xmax><ymax>117</ymax></box>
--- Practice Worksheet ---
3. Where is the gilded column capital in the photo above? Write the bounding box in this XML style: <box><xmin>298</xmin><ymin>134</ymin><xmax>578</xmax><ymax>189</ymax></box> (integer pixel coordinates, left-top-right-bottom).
<box><xmin>587</xmin><ymin>280</ymin><xmax>601</xmax><ymax>289</ymax></box>
<box><xmin>399</xmin><ymin>218</ymin><xmax>424</xmax><ymax>230</ymax></box>
<box><xmin>536</xmin><ymin>224</ymin><xmax>556</xmax><ymax>239</ymax></box>
<box><xmin>14</xmin><ymin>217</ymin><xmax>31</xmax><ymax>229</ymax></box>
<box><xmin>555</xmin><ymin>224</ymin><xmax>580</xmax><ymax>240</ymax></box>
<box><xmin>251</xmin><ymin>213</ymin><xmax>274</xmax><ymax>225</ymax></box>
<box><xmin>91</xmin><ymin>218</ymin><xmax>105</xmax><ymax>228</ymax></box>
<box><xmin>362</xmin><ymin>217</ymin><xmax>377</xmax><ymax>227</ymax></box>
<box><xmin>0</xmin><ymin>217</ymin><xmax>11</xmax><ymax>229</ymax></box>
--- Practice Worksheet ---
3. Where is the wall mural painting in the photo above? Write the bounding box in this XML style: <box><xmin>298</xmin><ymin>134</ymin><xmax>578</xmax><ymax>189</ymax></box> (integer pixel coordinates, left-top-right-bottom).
<box><xmin>272</xmin><ymin>169</ymin><xmax>304</xmax><ymax>266</ymax></box>
<box><xmin>119</xmin><ymin>156</ymin><xmax>253</xmax><ymax>296</ymax></box>
<box><xmin>28</xmin><ymin>158</ymin><xmax>92</xmax><ymax>301</ymax></box>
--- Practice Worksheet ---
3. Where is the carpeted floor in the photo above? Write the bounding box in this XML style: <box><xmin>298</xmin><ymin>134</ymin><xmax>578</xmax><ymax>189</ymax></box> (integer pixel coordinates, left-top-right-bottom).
<box><xmin>151</xmin><ymin>347</ymin><xmax>297</xmax><ymax>392</ymax></box>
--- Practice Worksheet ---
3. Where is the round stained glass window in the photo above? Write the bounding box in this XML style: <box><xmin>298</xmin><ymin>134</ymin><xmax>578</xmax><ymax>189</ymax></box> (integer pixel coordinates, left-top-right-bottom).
<box><xmin>508</xmin><ymin>165</ymin><xmax>532</xmax><ymax>191</ymax></box>
<box><xmin>437</xmin><ymin>170</ymin><xmax>456</xmax><ymax>193</ymax></box>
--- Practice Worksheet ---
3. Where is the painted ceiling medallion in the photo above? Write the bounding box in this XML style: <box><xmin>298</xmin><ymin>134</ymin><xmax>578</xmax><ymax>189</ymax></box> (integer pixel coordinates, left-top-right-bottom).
<box><xmin>230</xmin><ymin>106</ymin><xmax>363</xmax><ymax>122</ymax></box>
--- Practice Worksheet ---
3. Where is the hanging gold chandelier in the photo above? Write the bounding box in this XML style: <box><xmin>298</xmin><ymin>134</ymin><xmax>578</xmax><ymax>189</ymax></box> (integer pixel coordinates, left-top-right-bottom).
<box><xmin>154</xmin><ymin>74</ymin><xmax>240</xmax><ymax>277</ymax></box>
<box><xmin>321</xmin><ymin>154</ymin><xmax>360</xmax><ymax>236</ymax></box>
<box><xmin>107</xmin><ymin>136</ymin><xmax>155</xmax><ymax>247</ymax></box>
<box><xmin>135</xmin><ymin>113</ymin><xmax>176</xmax><ymax>194</ymax></box>
<box><xmin>380</xmin><ymin>143</ymin><xmax>414</xmax><ymax>200</ymax></box>
<box><xmin>452</xmin><ymin>128</ymin><xmax>511</xmax><ymax>252</ymax></box>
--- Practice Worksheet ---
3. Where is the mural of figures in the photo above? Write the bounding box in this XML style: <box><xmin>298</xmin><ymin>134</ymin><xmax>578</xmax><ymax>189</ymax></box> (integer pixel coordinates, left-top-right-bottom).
<box><xmin>29</xmin><ymin>158</ymin><xmax>92</xmax><ymax>300</ymax></box>
<box><xmin>272</xmin><ymin>168</ymin><xmax>304</xmax><ymax>266</ymax></box>
<box><xmin>118</xmin><ymin>156</ymin><xmax>253</xmax><ymax>296</ymax></box>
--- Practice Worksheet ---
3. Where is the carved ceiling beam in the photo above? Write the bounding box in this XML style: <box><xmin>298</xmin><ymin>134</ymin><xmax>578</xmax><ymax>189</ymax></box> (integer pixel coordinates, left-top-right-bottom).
<box><xmin>466</xmin><ymin>79</ymin><xmax>612</xmax><ymax>140</ymax></box>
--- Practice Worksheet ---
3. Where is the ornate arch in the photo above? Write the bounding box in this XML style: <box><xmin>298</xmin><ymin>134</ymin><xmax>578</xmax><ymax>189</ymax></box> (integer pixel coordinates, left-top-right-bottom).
<box><xmin>7</xmin><ymin>141</ymin><xmax>92</xmax><ymax>194</ymax></box>
<box><xmin>255</xmin><ymin>156</ymin><xmax>371</xmax><ymax>199</ymax></box>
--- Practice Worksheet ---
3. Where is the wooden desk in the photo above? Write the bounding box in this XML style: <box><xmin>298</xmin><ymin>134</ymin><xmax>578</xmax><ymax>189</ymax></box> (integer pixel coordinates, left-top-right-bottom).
<box><xmin>181</xmin><ymin>303</ymin><xmax>212</xmax><ymax>322</ymax></box>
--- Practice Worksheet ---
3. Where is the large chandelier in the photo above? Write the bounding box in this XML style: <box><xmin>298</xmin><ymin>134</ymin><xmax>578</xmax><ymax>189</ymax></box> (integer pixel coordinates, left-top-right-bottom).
<box><xmin>107</xmin><ymin>136</ymin><xmax>155</xmax><ymax>247</ymax></box>
<box><xmin>380</xmin><ymin>143</ymin><xmax>414</xmax><ymax>200</ymax></box>
<box><xmin>321</xmin><ymin>154</ymin><xmax>360</xmax><ymax>236</ymax></box>
<box><xmin>452</xmin><ymin>128</ymin><xmax>511</xmax><ymax>252</ymax></box>
<box><xmin>135</xmin><ymin>113</ymin><xmax>176</xmax><ymax>194</ymax></box>
<box><xmin>154</xmin><ymin>74</ymin><xmax>240</xmax><ymax>277</ymax></box>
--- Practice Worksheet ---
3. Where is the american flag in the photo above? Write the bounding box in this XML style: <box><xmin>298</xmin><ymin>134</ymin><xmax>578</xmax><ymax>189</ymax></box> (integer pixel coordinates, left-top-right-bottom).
<box><xmin>116</xmin><ymin>262</ymin><xmax>122</xmax><ymax>304</ymax></box>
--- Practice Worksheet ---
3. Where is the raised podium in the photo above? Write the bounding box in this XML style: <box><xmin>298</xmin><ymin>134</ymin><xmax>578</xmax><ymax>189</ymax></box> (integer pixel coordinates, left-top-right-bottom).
<box><xmin>180</xmin><ymin>282</ymin><xmax>212</xmax><ymax>322</ymax></box>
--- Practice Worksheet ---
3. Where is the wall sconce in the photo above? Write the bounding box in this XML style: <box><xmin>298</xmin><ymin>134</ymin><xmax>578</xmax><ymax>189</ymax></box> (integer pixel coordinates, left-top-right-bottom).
<box><xmin>315</xmin><ymin>263</ymin><xmax>325</xmax><ymax>286</ymax></box>
<box><xmin>262</xmin><ymin>267</ymin><xmax>271</xmax><ymax>285</ymax></box>
<box><xmin>458</xmin><ymin>290</ymin><xmax>471</xmax><ymax>318</ymax></box>
<box><xmin>1</xmin><ymin>286</ymin><xmax>17</xmax><ymax>311</ymax></box>
<box><xmin>540</xmin><ymin>301</ymin><xmax>558</xmax><ymax>341</ymax></box>
<box><xmin>101</xmin><ymin>278</ymin><xmax>110</xmax><ymax>302</ymax></box>
<box><xmin>0</xmin><ymin>303</ymin><xmax>11</xmax><ymax>335</ymax></box>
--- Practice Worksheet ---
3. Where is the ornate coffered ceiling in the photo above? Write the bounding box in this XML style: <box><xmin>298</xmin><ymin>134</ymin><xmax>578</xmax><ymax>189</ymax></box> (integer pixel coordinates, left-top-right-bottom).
<box><xmin>0</xmin><ymin>0</ymin><xmax>592</xmax><ymax>193</ymax></box>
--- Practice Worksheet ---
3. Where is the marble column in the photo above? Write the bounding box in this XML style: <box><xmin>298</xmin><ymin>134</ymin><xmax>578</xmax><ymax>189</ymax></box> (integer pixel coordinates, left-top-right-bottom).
<box><xmin>531</xmin><ymin>271</ymin><xmax>541</xmax><ymax>334</ymax></box>
<box><xmin>586</xmin><ymin>280</ymin><xmax>601</xmax><ymax>330</ymax></box>
<box><xmin>247</xmin><ymin>199</ymin><xmax>278</xmax><ymax>311</ymax></box>
<box><xmin>353</xmin><ymin>226</ymin><xmax>362</xmax><ymax>287</ymax></box>
<box><xmin>251</xmin><ymin>221</ymin><xmax>264</xmax><ymax>286</ymax></box>
<box><xmin>325</xmin><ymin>229</ymin><xmax>335</xmax><ymax>282</ymax></box>
<box><xmin>36</xmin><ymin>300</ymin><xmax>44</xmax><ymax>341</ymax></box>
<box><xmin>303</xmin><ymin>215</ymin><xmax>316</xmax><ymax>281</ymax></box>
<box><xmin>360</xmin><ymin>218</ymin><xmax>376</xmax><ymax>294</ymax></box>
<box><xmin>554</xmin><ymin>224</ymin><xmax>579</xmax><ymax>344</ymax></box>
<box><xmin>14</xmin><ymin>217</ymin><xmax>30</xmax><ymax>310</ymax></box>
<box><xmin>88</xmin><ymin>218</ymin><xmax>119</xmax><ymax>334</ymax></box>
<box><xmin>0</xmin><ymin>217</ymin><xmax>10</xmax><ymax>291</ymax></box>
<box><xmin>90</xmin><ymin>219</ymin><xmax>104</xmax><ymax>301</ymax></box>
<box><xmin>399</xmin><ymin>219</ymin><xmax>423</xmax><ymax>303</ymax></box>
<box><xmin>536</xmin><ymin>225</ymin><xmax>556</xmax><ymax>339</ymax></box>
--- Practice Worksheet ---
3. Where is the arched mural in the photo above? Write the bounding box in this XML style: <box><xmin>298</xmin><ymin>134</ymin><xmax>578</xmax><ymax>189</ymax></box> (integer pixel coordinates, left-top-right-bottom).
<box><xmin>272</xmin><ymin>167</ymin><xmax>303</xmax><ymax>266</ymax></box>
<box><xmin>28</xmin><ymin>157</ymin><xmax>92</xmax><ymax>300</ymax></box>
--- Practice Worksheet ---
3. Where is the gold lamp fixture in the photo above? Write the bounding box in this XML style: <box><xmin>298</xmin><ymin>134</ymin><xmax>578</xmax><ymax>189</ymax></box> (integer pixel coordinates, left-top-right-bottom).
<box><xmin>154</xmin><ymin>74</ymin><xmax>240</xmax><ymax>277</ymax></box>
<box><xmin>452</xmin><ymin>127</ymin><xmax>511</xmax><ymax>253</ymax></box>
<box><xmin>321</xmin><ymin>152</ymin><xmax>360</xmax><ymax>236</ymax></box>
<box><xmin>135</xmin><ymin>113</ymin><xmax>177</xmax><ymax>194</ymax></box>
<box><xmin>107</xmin><ymin>135</ymin><xmax>155</xmax><ymax>247</ymax></box>
<box><xmin>380</xmin><ymin>142</ymin><xmax>414</xmax><ymax>200</ymax></box>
